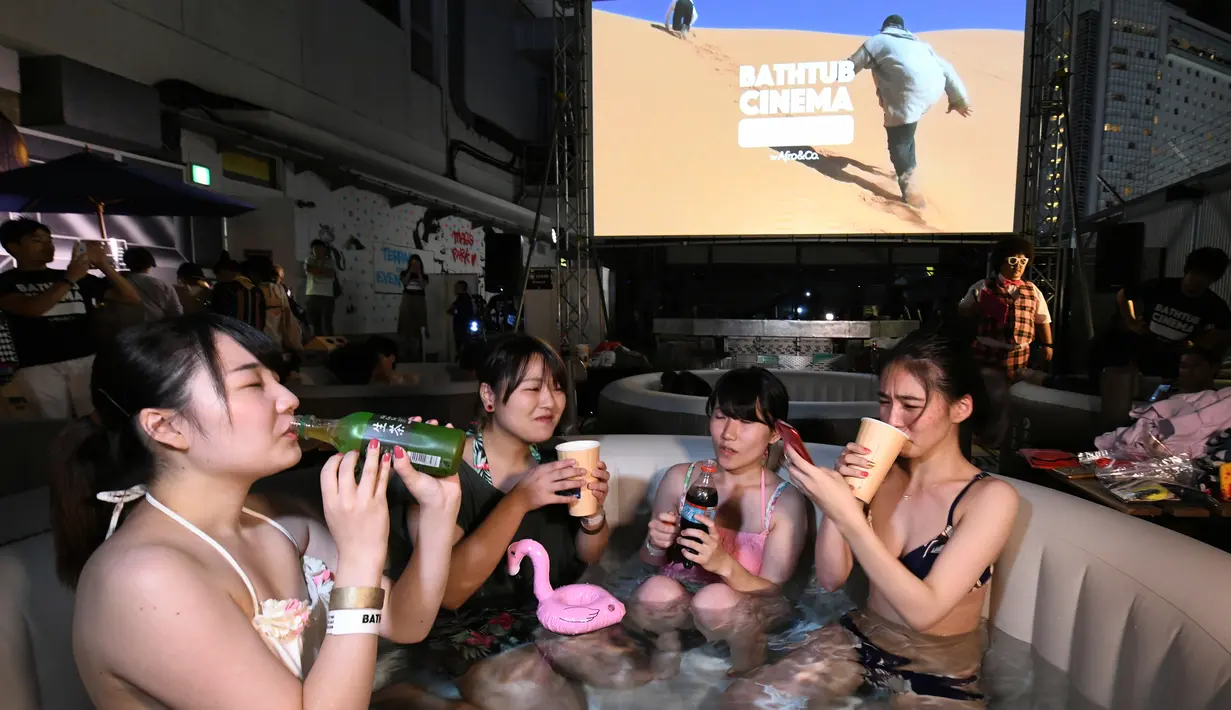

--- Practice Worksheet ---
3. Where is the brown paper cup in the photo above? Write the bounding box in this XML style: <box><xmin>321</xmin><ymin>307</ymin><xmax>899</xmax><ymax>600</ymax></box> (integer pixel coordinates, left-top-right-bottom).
<box><xmin>555</xmin><ymin>440</ymin><xmax>601</xmax><ymax>517</ymax></box>
<box><xmin>848</xmin><ymin>418</ymin><xmax>909</xmax><ymax>503</ymax></box>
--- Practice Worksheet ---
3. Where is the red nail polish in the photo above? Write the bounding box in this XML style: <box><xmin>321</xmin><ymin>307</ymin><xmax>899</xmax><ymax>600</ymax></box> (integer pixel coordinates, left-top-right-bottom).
<box><xmin>393</xmin><ymin>446</ymin><xmax>406</xmax><ymax>459</ymax></box>
<box><xmin>369</xmin><ymin>439</ymin><xmax>379</xmax><ymax>450</ymax></box>
<box><xmin>382</xmin><ymin>452</ymin><xmax>391</xmax><ymax>464</ymax></box>
<box><xmin>861</xmin><ymin>471</ymin><xmax>868</xmax><ymax>478</ymax></box>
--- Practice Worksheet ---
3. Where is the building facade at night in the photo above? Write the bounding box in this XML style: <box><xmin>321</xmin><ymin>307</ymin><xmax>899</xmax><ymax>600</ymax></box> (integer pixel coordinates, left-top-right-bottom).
<box><xmin>1076</xmin><ymin>0</ymin><xmax>1231</xmax><ymax>214</ymax></box>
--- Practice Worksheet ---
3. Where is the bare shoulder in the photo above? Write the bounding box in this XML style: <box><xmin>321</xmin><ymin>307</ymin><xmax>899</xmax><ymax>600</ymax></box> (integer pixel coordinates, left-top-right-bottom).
<box><xmin>75</xmin><ymin>539</ymin><xmax>214</xmax><ymax>652</ymax></box>
<box><xmin>662</xmin><ymin>462</ymin><xmax>691</xmax><ymax>489</ymax></box>
<box><xmin>962</xmin><ymin>476</ymin><xmax>1020</xmax><ymax>521</ymax></box>
<box><xmin>79</xmin><ymin>540</ymin><xmax>208</xmax><ymax>606</ymax></box>
<box><xmin>769</xmin><ymin>481</ymin><xmax>809</xmax><ymax>527</ymax></box>
<box><xmin>774</xmin><ymin>480</ymin><xmax>808</xmax><ymax>513</ymax></box>
<box><xmin>652</xmin><ymin>463</ymin><xmax>691</xmax><ymax>506</ymax></box>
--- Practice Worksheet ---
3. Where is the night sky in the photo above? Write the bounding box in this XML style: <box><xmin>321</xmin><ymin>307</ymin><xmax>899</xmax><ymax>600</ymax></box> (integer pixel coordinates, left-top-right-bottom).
<box><xmin>1172</xmin><ymin>0</ymin><xmax>1231</xmax><ymax>35</ymax></box>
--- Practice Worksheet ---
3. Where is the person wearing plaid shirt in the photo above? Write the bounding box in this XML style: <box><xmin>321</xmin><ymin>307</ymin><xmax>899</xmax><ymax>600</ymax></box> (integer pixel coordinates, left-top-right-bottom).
<box><xmin>959</xmin><ymin>236</ymin><xmax>1053</xmax><ymax>381</ymax></box>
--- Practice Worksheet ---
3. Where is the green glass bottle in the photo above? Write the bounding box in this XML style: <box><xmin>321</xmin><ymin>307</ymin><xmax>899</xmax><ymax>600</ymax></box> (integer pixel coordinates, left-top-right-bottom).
<box><xmin>293</xmin><ymin>412</ymin><xmax>466</xmax><ymax>478</ymax></box>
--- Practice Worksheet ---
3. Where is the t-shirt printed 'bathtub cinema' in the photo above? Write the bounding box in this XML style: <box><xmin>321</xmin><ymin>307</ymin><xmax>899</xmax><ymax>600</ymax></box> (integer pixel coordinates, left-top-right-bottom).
<box><xmin>737</xmin><ymin>61</ymin><xmax>855</xmax><ymax>149</ymax></box>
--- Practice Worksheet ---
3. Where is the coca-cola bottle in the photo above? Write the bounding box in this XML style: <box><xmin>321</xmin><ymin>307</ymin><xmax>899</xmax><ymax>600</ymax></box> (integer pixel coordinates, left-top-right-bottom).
<box><xmin>670</xmin><ymin>460</ymin><xmax>719</xmax><ymax>568</ymax></box>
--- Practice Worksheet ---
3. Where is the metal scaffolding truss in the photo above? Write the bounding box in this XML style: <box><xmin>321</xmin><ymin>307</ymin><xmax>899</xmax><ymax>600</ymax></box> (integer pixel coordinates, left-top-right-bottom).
<box><xmin>553</xmin><ymin>0</ymin><xmax>593</xmax><ymax>351</ymax></box>
<box><xmin>1020</xmin><ymin>0</ymin><xmax>1077</xmax><ymax>330</ymax></box>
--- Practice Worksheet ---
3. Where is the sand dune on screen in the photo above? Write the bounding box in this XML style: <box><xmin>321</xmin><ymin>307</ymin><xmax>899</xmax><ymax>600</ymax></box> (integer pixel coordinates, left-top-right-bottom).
<box><xmin>592</xmin><ymin>11</ymin><xmax>1025</xmax><ymax>237</ymax></box>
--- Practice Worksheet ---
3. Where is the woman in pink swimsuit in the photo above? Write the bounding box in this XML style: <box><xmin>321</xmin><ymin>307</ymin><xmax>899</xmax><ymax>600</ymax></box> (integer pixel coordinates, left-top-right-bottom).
<box><xmin>632</xmin><ymin>367</ymin><xmax>809</xmax><ymax>676</ymax></box>
<box><xmin>49</xmin><ymin>314</ymin><xmax>469</xmax><ymax>709</ymax></box>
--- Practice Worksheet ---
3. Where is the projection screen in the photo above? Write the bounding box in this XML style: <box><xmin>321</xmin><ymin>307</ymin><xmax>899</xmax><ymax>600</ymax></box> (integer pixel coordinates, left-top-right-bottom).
<box><xmin>592</xmin><ymin>1</ymin><xmax>1029</xmax><ymax>237</ymax></box>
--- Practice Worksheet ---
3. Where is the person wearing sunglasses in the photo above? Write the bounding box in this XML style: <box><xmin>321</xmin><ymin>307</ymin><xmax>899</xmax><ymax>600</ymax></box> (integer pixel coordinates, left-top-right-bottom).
<box><xmin>959</xmin><ymin>236</ymin><xmax>1053</xmax><ymax>381</ymax></box>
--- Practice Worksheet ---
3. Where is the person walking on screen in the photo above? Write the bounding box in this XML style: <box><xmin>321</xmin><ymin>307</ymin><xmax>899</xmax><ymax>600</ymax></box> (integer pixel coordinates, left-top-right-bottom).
<box><xmin>848</xmin><ymin>14</ymin><xmax>972</xmax><ymax>209</ymax></box>
<box><xmin>665</xmin><ymin>0</ymin><xmax>698</xmax><ymax>39</ymax></box>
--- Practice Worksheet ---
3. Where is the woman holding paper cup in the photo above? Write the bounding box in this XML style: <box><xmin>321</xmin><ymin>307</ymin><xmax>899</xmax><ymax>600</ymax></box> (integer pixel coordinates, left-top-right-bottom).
<box><xmin>388</xmin><ymin>335</ymin><xmax>623</xmax><ymax>706</ymax></box>
<box><xmin>724</xmin><ymin>330</ymin><xmax>1020</xmax><ymax>709</ymax></box>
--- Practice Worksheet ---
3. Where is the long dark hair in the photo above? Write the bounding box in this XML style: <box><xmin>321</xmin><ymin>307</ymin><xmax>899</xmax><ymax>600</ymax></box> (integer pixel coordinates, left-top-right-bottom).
<box><xmin>49</xmin><ymin>314</ymin><xmax>282</xmax><ymax>587</ymax></box>
<box><xmin>474</xmin><ymin>335</ymin><xmax>567</xmax><ymax>428</ymax></box>
<box><xmin>877</xmin><ymin>329</ymin><xmax>990</xmax><ymax>437</ymax></box>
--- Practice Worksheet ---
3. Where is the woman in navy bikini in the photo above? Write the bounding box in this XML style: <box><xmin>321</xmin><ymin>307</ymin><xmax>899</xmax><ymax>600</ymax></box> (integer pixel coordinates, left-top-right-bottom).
<box><xmin>724</xmin><ymin>330</ymin><xmax>1020</xmax><ymax>708</ymax></box>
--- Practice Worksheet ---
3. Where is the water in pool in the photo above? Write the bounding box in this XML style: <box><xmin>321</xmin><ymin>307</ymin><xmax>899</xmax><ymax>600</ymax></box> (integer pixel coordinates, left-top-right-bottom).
<box><xmin>386</xmin><ymin>534</ymin><xmax>1103</xmax><ymax>709</ymax></box>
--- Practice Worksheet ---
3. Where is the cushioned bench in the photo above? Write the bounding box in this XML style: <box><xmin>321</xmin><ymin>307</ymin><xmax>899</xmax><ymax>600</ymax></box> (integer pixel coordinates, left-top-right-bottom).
<box><xmin>4</xmin><ymin>436</ymin><xmax>1229</xmax><ymax>709</ymax></box>
<box><xmin>598</xmin><ymin>371</ymin><xmax>879</xmax><ymax>444</ymax></box>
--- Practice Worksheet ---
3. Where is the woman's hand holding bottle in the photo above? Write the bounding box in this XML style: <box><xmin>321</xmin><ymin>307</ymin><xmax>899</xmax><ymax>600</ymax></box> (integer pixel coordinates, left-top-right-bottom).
<box><xmin>394</xmin><ymin>416</ymin><xmax>463</xmax><ymax>518</ymax></box>
<box><xmin>321</xmin><ymin>441</ymin><xmax>391</xmax><ymax>584</ymax></box>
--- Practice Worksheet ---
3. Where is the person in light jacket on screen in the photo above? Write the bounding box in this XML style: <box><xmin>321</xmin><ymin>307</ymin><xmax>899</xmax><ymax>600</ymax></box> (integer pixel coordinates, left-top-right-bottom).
<box><xmin>848</xmin><ymin>14</ymin><xmax>972</xmax><ymax>209</ymax></box>
<box><xmin>665</xmin><ymin>0</ymin><xmax>698</xmax><ymax>39</ymax></box>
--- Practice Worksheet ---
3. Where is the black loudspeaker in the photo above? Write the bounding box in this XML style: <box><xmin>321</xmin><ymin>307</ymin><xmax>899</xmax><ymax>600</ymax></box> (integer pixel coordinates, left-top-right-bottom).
<box><xmin>1095</xmin><ymin>222</ymin><xmax>1145</xmax><ymax>292</ymax></box>
<box><xmin>484</xmin><ymin>233</ymin><xmax>522</xmax><ymax>293</ymax></box>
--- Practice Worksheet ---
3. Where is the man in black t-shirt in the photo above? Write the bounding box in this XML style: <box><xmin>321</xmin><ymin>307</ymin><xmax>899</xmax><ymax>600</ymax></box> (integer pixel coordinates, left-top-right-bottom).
<box><xmin>0</xmin><ymin>219</ymin><xmax>141</xmax><ymax>418</ymax></box>
<box><xmin>1118</xmin><ymin>247</ymin><xmax>1231</xmax><ymax>376</ymax></box>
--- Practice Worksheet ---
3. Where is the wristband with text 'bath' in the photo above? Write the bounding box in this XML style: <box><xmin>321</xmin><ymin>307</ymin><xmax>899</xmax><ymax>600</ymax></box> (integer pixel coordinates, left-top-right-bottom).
<box><xmin>326</xmin><ymin>608</ymin><xmax>382</xmax><ymax>635</ymax></box>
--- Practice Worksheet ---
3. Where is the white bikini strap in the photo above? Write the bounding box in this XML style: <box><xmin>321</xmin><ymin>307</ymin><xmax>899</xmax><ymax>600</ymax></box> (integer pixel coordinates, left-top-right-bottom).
<box><xmin>95</xmin><ymin>485</ymin><xmax>147</xmax><ymax>539</ymax></box>
<box><xmin>143</xmin><ymin>493</ymin><xmax>261</xmax><ymax>611</ymax></box>
<box><xmin>241</xmin><ymin>507</ymin><xmax>300</xmax><ymax>550</ymax></box>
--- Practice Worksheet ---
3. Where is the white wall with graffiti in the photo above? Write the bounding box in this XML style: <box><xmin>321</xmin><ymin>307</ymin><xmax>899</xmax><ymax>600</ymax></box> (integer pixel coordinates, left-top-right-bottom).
<box><xmin>289</xmin><ymin>171</ymin><xmax>492</xmax><ymax>336</ymax></box>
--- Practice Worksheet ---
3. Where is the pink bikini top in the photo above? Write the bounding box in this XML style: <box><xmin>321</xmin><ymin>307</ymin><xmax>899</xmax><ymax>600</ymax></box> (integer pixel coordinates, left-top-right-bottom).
<box><xmin>665</xmin><ymin>462</ymin><xmax>788</xmax><ymax>582</ymax></box>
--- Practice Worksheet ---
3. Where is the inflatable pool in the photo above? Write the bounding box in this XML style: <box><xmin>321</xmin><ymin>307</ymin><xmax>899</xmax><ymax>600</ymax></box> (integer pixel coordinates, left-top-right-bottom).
<box><xmin>3</xmin><ymin>435</ymin><xmax>1229</xmax><ymax>709</ymax></box>
<box><xmin>599</xmin><ymin>371</ymin><xmax>879</xmax><ymax>444</ymax></box>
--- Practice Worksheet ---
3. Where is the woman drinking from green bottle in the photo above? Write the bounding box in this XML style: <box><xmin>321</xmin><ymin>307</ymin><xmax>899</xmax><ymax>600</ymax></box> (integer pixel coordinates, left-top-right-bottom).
<box><xmin>388</xmin><ymin>335</ymin><xmax>630</xmax><ymax>709</ymax></box>
<box><xmin>48</xmin><ymin>313</ymin><xmax>469</xmax><ymax>709</ymax></box>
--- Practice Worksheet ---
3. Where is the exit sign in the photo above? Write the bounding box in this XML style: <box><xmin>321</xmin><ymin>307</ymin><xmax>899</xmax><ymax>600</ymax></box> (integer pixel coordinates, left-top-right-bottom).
<box><xmin>189</xmin><ymin>164</ymin><xmax>212</xmax><ymax>186</ymax></box>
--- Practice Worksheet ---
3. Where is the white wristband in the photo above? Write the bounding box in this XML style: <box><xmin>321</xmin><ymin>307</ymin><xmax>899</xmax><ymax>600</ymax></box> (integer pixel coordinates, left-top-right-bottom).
<box><xmin>326</xmin><ymin>608</ymin><xmax>382</xmax><ymax>635</ymax></box>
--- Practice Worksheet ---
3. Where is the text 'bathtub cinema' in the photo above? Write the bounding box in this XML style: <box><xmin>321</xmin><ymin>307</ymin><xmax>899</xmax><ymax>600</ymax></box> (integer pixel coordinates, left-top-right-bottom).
<box><xmin>737</xmin><ymin>61</ymin><xmax>856</xmax><ymax>149</ymax></box>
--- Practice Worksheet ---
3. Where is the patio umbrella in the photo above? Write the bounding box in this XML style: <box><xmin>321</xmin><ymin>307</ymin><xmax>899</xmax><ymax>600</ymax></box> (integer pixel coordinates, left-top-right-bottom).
<box><xmin>0</xmin><ymin>151</ymin><xmax>254</xmax><ymax>240</ymax></box>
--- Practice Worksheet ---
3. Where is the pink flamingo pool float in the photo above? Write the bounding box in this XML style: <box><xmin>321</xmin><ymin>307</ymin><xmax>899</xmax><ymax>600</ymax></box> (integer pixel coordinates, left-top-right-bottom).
<box><xmin>507</xmin><ymin>539</ymin><xmax>626</xmax><ymax>635</ymax></box>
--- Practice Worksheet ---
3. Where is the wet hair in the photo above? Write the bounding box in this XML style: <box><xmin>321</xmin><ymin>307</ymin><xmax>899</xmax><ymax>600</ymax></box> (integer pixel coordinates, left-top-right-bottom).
<box><xmin>369</xmin><ymin>334</ymin><xmax>399</xmax><ymax>359</ymax></box>
<box><xmin>177</xmin><ymin>262</ymin><xmax>206</xmax><ymax>281</ymax></box>
<box><xmin>123</xmin><ymin>246</ymin><xmax>155</xmax><ymax>272</ymax></box>
<box><xmin>244</xmin><ymin>255</ymin><xmax>277</xmax><ymax>283</ymax></box>
<box><xmin>214</xmin><ymin>258</ymin><xmax>241</xmax><ymax>275</ymax></box>
<box><xmin>662</xmin><ymin>370</ymin><xmax>713</xmax><ymax>397</ymax></box>
<box><xmin>878</xmin><ymin>329</ymin><xmax>990</xmax><ymax>436</ymax></box>
<box><xmin>1184</xmin><ymin>247</ymin><xmax>1229</xmax><ymax>281</ymax></box>
<box><xmin>327</xmin><ymin>341</ymin><xmax>379</xmax><ymax>385</ymax></box>
<box><xmin>0</xmin><ymin>218</ymin><xmax>49</xmax><ymax>249</ymax></box>
<box><xmin>990</xmin><ymin>236</ymin><xmax>1034</xmax><ymax>269</ymax></box>
<box><xmin>705</xmin><ymin>367</ymin><xmax>789</xmax><ymax>426</ymax></box>
<box><xmin>475</xmin><ymin>334</ymin><xmax>567</xmax><ymax>426</ymax></box>
<box><xmin>882</xmin><ymin>14</ymin><xmax>905</xmax><ymax>31</ymax></box>
<box><xmin>49</xmin><ymin>314</ymin><xmax>282</xmax><ymax>588</ymax></box>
